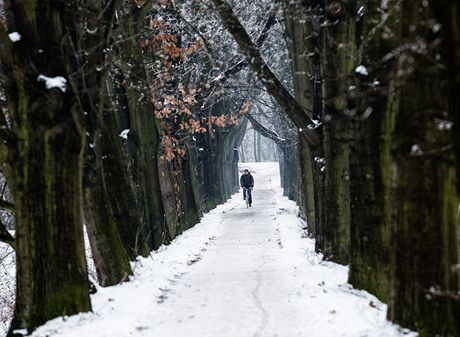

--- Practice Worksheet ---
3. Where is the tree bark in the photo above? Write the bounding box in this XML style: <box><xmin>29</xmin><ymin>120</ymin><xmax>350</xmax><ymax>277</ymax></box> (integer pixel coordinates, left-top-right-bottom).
<box><xmin>77</xmin><ymin>0</ymin><xmax>134</xmax><ymax>286</ymax></box>
<box><xmin>283</xmin><ymin>0</ymin><xmax>320</xmax><ymax>231</ymax></box>
<box><xmin>318</xmin><ymin>0</ymin><xmax>356</xmax><ymax>264</ymax></box>
<box><xmin>348</xmin><ymin>0</ymin><xmax>400</xmax><ymax>302</ymax></box>
<box><xmin>253</xmin><ymin>129</ymin><xmax>261</xmax><ymax>162</ymax></box>
<box><xmin>118</xmin><ymin>3</ymin><xmax>166</xmax><ymax>250</ymax></box>
<box><xmin>432</xmin><ymin>0</ymin><xmax>460</xmax><ymax>275</ymax></box>
<box><xmin>298</xmin><ymin>137</ymin><xmax>316</xmax><ymax>229</ymax></box>
<box><xmin>100</xmin><ymin>94</ymin><xmax>150</xmax><ymax>258</ymax></box>
<box><xmin>83</xmin><ymin>144</ymin><xmax>133</xmax><ymax>286</ymax></box>
<box><xmin>389</xmin><ymin>2</ymin><xmax>459</xmax><ymax>334</ymax></box>
<box><xmin>0</xmin><ymin>2</ymin><xmax>92</xmax><ymax>334</ymax></box>
<box><xmin>8</xmin><ymin>125</ymin><xmax>91</xmax><ymax>335</ymax></box>
<box><xmin>239</xmin><ymin>145</ymin><xmax>246</xmax><ymax>163</ymax></box>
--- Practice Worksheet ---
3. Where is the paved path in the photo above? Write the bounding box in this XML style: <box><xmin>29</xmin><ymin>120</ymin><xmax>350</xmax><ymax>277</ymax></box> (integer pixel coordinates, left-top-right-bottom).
<box><xmin>142</xmin><ymin>163</ymin><xmax>410</xmax><ymax>337</ymax></box>
<box><xmin>31</xmin><ymin>163</ymin><xmax>413</xmax><ymax>337</ymax></box>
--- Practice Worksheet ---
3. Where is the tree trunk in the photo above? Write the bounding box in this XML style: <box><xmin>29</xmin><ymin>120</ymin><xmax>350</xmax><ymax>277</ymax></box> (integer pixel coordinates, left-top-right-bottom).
<box><xmin>389</xmin><ymin>2</ymin><xmax>459</xmax><ymax>334</ymax></box>
<box><xmin>158</xmin><ymin>147</ymin><xmax>201</xmax><ymax>241</ymax></box>
<box><xmin>432</xmin><ymin>0</ymin><xmax>460</xmax><ymax>281</ymax></box>
<box><xmin>100</xmin><ymin>94</ymin><xmax>150</xmax><ymax>258</ymax></box>
<box><xmin>256</xmin><ymin>131</ymin><xmax>262</xmax><ymax>162</ymax></box>
<box><xmin>75</xmin><ymin>0</ymin><xmax>133</xmax><ymax>285</ymax></box>
<box><xmin>283</xmin><ymin>0</ymin><xmax>319</xmax><ymax>229</ymax></box>
<box><xmin>0</xmin><ymin>2</ymin><xmax>93</xmax><ymax>334</ymax></box>
<box><xmin>7</xmin><ymin>103</ymin><xmax>91</xmax><ymax>335</ymax></box>
<box><xmin>196</xmin><ymin>130</ymin><xmax>224</xmax><ymax>210</ymax></box>
<box><xmin>299</xmin><ymin>138</ymin><xmax>316</xmax><ymax>229</ymax></box>
<box><xmin>118</xmin><ymin>4</ymin><xmax>166</xmax><ymax>250</ymax></box>
<box><xmin>319</xmin><ymin>0</ymin><xmax>356</xmax><ymax>264</ymax></box>
<box><xmin>239</xmin><ymin>145</ymin><xmax>246</xmax><ymax>163</ymax></box>
<box><xmin>347</xmin><ymin>0</ymin><xmax>400</xmax><ymax>302</ymax></box>
<box><xmin>252</xmin><ymin>130</ymin><xmax>260</xmax><ymax>163</ymax></box>
<box><xmin>83</xmin><ymin>145</ymin><xmax>133</xmax><ymax>286</ymax></box>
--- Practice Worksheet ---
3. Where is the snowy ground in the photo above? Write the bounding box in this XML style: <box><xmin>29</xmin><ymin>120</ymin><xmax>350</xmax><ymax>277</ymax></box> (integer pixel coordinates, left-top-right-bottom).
<box><xmin>0</xmin><ymin>238</ymin><xmax>15</xmax><ymax>336</ymax></box>
<box><xmin>3</xmin><ymin>162</ymin><xmax>416</xmax><ymax>337</ymax></box>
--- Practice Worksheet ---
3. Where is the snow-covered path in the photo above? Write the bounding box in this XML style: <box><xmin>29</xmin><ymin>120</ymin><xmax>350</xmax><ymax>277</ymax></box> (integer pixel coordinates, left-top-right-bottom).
<box><xmin>30</xmin><ymin>162</ymin><xmax>415</xmax><ymax>337</ymax></box>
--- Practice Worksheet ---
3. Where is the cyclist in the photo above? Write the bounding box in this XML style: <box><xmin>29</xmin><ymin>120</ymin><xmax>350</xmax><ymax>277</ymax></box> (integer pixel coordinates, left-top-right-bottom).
<box><xmin>240</xmin><ymin>169</ymin><xmax>254</xmax><ymax>207</ymax></box>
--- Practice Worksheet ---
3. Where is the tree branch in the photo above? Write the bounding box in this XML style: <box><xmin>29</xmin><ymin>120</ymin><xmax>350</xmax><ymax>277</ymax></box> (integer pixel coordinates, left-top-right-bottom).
<box><xmin>211</xmin><ymin>0</ymin><xmax>319</xmax><ymax>147</ymax></box>
<box><xmin>246</xmin><ymin>112</ymin><xmax>287</xmax><ymax>145</ymax></box>
<box><xmin>0</xmin><ymin>199</ymin><xmax>14</xmax><ymax>211</ymax></box>
<box><xmin>0</xmin><ymin>217</ymin><xmax>15</xmax><ymax>250</ymax></box>
<box><xmin>208</xmin><ymin>0</ymin><xmax>281</xmax><ymax>89</ymax></box>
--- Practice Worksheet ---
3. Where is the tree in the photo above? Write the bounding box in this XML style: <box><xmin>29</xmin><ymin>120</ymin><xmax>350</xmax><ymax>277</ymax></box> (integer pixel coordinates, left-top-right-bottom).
<box><xmin>80</xmin><ymin>0</ymin><xmax>134</xmax><ymax>287</ymax></box>
<box><xmin>347</xmin><ymin>0</ymin><xmax>401</xmax><ymax>302</ymax></box>
<box><xmin>432</xmin><ymin>0</ymin><xmax>460</xmax><ymax>267</ymax></box>
<box><xmin>0</xmin><ymin>1</ymin><xmax>93</xmax><ymax>334</ymax></box>
<box><xmin>283</xmin><ymin>0</ymin><xmax>318</xmax><ymax>229</ymax></box>
<box><xmin>116</xmin><ymin>1</ymin><xmax>167</xmax><ymax>250</ymax></box>
<box><xmin>388</xmin><ymin>1</ymin><xmax>459</xmax><ymax>335</ymax></box>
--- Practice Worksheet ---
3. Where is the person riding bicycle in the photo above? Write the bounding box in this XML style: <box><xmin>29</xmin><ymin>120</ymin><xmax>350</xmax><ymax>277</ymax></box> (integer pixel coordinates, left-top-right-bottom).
<box><xmin>240</xmin><ymin>169</ymin><xmax>254</xmax><ymax>207</ymax></box>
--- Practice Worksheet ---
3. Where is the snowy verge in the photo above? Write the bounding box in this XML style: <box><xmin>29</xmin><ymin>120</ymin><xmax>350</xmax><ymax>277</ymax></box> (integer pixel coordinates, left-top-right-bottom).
<box><xmin>30</xmin><ymin>194</ymin><xmax>241</xmax><ymax>337</ymax></box>
<box><xmin>0</xmin><ymin>240</ymin><xmax>15</xmax><ymax>337</ymax></box>
<box><xmin>271</xmin><ymin>195</ymin><xmax>417</xmax><ymax>337</ymax></box>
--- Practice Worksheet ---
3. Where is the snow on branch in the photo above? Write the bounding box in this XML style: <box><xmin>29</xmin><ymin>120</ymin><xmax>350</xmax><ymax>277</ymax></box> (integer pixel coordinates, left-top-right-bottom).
<box><xmin>37</xmin><ymin>75</ymin><xmax>67</xmax><ymax>93</ymax></box>
<box><xmin>7</xmin><ymin>32</ymin><xmax>21</xmax><ymax>43</ymax></box>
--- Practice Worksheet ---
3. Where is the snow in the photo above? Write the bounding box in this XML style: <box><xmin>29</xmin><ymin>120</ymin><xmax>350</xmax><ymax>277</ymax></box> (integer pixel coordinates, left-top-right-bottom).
<box><xmin>355</xmin><ymin>65</ymin><xmax>369</xmax><ymax>76</ymax></box>
<box><xmin>37</xmin><ymin>75</ymin><xmax>67</xmax><ymax>93</ymax></box>
<box><xmin>8</xmin><ymin>32</ymin><xmax>21</xmax><ymax>43</ymax></box>
<box><xmin>432</xmin><ymin>23</ymin><xmax>442</xmax><ymax>34</ymax></box>
<box><xmin>0</xmin><ymin>237</ymin><xmax>15</xmax><ymax>337</ymax></box>
<box><xmin>1</xmin><ymin>164</ymin><xmax>417</xmax><ymax>337</ymax></box>
<box><xmin>410</xmin><ymin>144</ymin><xmax>423</xmax><ymax>156</ymax></box>
<box><xmin>435</xmin><ymin>118</ymin><xmax>453</xmax><ymax>131</ymax></box>
<box><xmin>119</xmin><ymin>129</ymin><xmax>130</xmax><ymax>140</ymax></box>
<box><xmin>2</xmin><ymin>163</ymin><xmax>415</xmax><ymax>337</ymax></box>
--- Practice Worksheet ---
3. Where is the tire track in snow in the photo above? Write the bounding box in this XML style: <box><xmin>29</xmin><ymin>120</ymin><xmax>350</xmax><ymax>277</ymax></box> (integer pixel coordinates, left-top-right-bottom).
<box><xmin>252</xmin><ymin>259</ymin><xmax>269</xmax><ymax>337</ymax></box>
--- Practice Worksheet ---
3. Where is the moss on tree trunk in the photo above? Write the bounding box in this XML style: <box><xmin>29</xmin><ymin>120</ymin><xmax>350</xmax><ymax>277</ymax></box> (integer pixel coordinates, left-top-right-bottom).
<box><xmin>0</xmin><ymin>2</ymin><xmax>93</xmax><ymax>334</ymax></box>
<box><xmin>348</xmin><ymin>0</ymin><xmax>400</xmax><ymax>302</ymax></box>
<box><xmin>389</xmin><ymin>2</ymin><xmax>459</xmax><ymax>334</ymax></box>
<box><xmin>5</xmin><ymin>92</ymin><xmax>92</xmax><ymax>335</ymax></box>
<box><xmin>100</xmin><ymin>98</ymin><xmax>150</xmax><ymax>258</ymax></box>
<box><xmin>118</xmin><ymin>4</ymin><xmax>166</xmax><ymax>250</ymax></box>
<box><xmin>83</xmin><ymin>144</ymin><xmax>133</xmax><ymax>286</ymax></box>
<box><xmin>319</xmin><ymin>1</ymin><xmax>356</xmax><ymax>264</ymax></box>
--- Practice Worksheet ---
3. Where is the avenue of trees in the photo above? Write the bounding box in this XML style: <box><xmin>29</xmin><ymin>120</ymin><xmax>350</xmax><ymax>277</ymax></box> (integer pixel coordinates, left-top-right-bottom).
<box><xmin>0</xmin><ymin>0</ymin><xmax>459</xmax><ymax>337</ymax></box>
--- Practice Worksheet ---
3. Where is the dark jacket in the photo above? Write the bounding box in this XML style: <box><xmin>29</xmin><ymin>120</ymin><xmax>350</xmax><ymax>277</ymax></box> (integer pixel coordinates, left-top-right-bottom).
<box><xmin>240</xmin><ymin>173</ymin><xmax>254</xmax><ymax>188</ymax></box>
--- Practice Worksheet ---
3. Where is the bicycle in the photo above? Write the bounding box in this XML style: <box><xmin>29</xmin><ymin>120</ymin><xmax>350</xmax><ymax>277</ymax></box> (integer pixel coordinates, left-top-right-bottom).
<box><xmin>242</xmin><ymin>186</ymin><xmax>253</xmax><ymax>208</ymax></box>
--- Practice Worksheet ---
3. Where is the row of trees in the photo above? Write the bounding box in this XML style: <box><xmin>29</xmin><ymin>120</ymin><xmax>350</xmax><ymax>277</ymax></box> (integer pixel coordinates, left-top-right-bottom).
<box><xmin>0</xmin><ymin>0</ymin><xmax>459</xmax><ymax>336</ymax></box>
<box><xmin>211</xmin><ymin>0</ymin><xmax>460</xmax><ymax>335</ymax></box>
<box><xmin>0</xmin><ymin>0</ymin><xmax>263</xmax><ymax>335</ymax></box>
